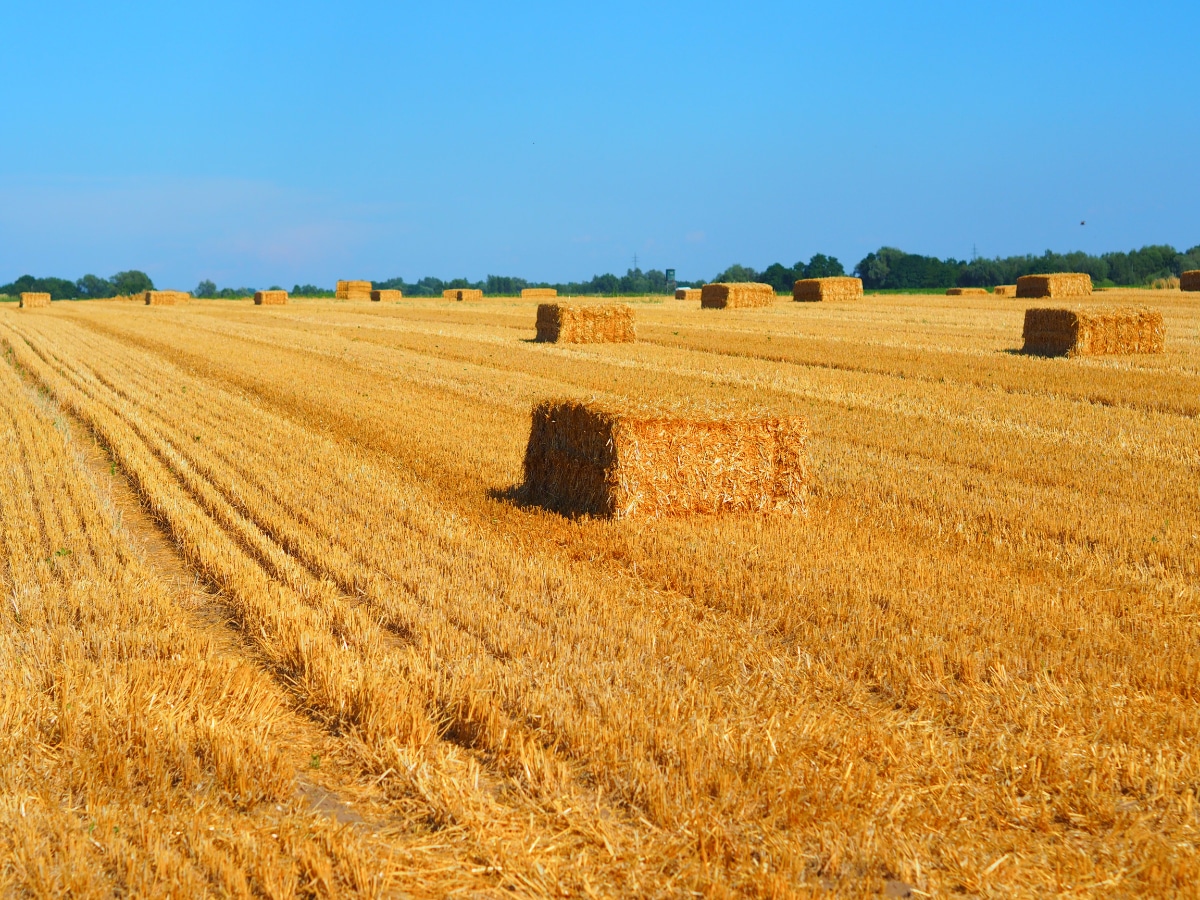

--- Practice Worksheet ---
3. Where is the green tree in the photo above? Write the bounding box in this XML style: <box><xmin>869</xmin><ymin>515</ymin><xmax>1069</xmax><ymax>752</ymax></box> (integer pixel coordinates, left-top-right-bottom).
<box><xmin>111</xmin><ymin>270</ymin><xmax>154</xmax><ymax>295</ymax></box>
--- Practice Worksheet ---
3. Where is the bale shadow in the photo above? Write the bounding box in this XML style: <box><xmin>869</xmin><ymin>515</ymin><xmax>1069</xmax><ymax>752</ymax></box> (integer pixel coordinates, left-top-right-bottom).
<box><xmin>1003</xmin><ymin>347</ymin><xmax>1068</xmax><ymax>358</ymax></box>
<box><xmin>487</xmin><ymin>484</ymin><xmax>600</xmax><ymax>520</ymax></box>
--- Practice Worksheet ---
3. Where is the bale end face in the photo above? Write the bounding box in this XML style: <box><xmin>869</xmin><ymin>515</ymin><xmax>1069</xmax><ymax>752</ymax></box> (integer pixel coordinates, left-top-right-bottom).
<box><xmin>522</xmin><ymin>288</ymin><xmax>558</xmax><ymax>298</ymax></box>
<box><xmin>946</xmin><ymin>287</ymin><xmax>987</xmax><ymax>296</ymax></box>
<box><xmin>701</xmin><ymin>282</ymin><xmax>775</xmax><ymax>309</ymax></box>
<box><xmin>254</xmin><ymin>290</ymin><xmax>288</xmax><ymax>306</ymax></box>
<box><xmin>335</xmin><ymin>280</ymin><xmax>372</xmax><ymax>300</ymax></box>
<box><xmin>1181</xmin><ymin>270</ymin><xmax>1200</xmax><ymax>292</ymax></box>
<box><xmin>534</xmin><ymin>303</ymin><xmax>636</xmax><ymax>343</ymax></box>
<box><xmin>792</xmin><ymin>277</ymin><xmax>863</xmax><ymax>302</ymax></box>
<box><xmin>18</xmin><ymin>292</ymin><xmax>52</xmax><ymax>308</ymax></box>
<box><xmin>993</xmin><ymin>285</ymin><xmax>1017</xmax><ymax>296</ymax></box>
<box><xmin>1016</xmin><ymin>273</ymin><xmax>1093</xmax><ymax>299</ymax></box>
<box><xmin>371</xmin><ymin>289</ymin><xmax>402</xmax><ymax>302</ymax></box>
<box><xmin>520</xmin><ymin>400</ymin><xmax>808</xmax><ymax>519</ymax></box>
<box><xmin>1022</xmin><ymin>306</ymin><xmax>1165</xmax><ymax>357</ymax></box>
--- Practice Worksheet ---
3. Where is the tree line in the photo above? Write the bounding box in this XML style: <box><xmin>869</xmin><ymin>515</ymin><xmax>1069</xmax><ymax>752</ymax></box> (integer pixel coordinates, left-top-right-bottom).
<box><xmin>0</xmin><ymin>270</ymin><xmax>155</xmax><ymax>300</ymax></box>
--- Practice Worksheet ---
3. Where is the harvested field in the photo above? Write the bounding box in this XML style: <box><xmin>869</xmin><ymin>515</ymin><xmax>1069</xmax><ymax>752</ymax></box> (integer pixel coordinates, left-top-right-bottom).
<box><xmin>1182</xmin><ymin>270</ymin><xmax>1200</xmax><ymax>292</ymax></box>
<box><xmin>444</xmin><ymin>288</ymin><xmax>484</xmax><ymax>301</ymax></box>
<box><xmin>993</xmin><ymin>284</ymin><xmax>1017</xmax><ymax>296</ymax></box>
<box><xmin>371</xmin><ymin>289</ymin><xmax>402</xmax><ymax>301</ymax></box>
<box><xmin>1016</xmin><ymin>272</ymin><xmax>1093</xmax><ymax>298</ymax></box>
<box><xmin>534</xmin><ymin>301</ymin><xmax>635</xmax><ymax>343</ymax></box>
<box><xmin>2</xmin><ymin>286</ymin><xmax>1199</xmax><ymax>897</ymax></box>
<box><xmin>254</xmin><ymin>289</ymin><xmax>288</xmax><ymax>305</ymax></box>
<box><xmin>19</xmin><ymin>292</ymin><xmax>51</xmax><ymax>308</ymax></box>
<box><xmin>793</xmin><ymin>276</ymin><xmax>863</xmax><ymax>302</ymax></box>
<box><xmin>701</xmin><ymin>281</ymin><xmax>775</xmax><ymax>308</ymax></box>
<box><xmin>521</xmin><ymin>287</ymin><xmax>557</xmax><ymax>298</ymax></box>
<box><xmin>335</xmin><ymin>280</ymin><xmax>372</xmax><ymax>300</ymax></box>
<box><xmin>144</xmin><ymin>290</ymin><xmax>191</xmax><ymax>305</ymax></box>
<box><xmin>676</xmin><ymin>287</ymin><xmax>701</xmax><ymax>300</ymax></box>
<box><xmin>946</xmin><ymin>287</ymin><xmax>987</xmax><ymax>296</ymax></box>
<box><xmin>1022</xmin><ymin>306</ymin><xmax>1165</xmax><ymax>357</ymax></box>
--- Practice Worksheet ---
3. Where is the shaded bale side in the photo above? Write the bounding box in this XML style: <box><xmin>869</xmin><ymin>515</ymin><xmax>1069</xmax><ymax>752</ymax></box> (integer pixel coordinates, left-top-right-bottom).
<box><xmin>371</xmin><ymin>289</ymin><xmax>402</xmax><ymax>302</ymax></box>
<box><xmin>946</xmin><ymin>287</ymin><xmax>987</xmax><ymax>296</ymax></box>
<box><xmin>792</xmin><ymin>277</ymin><xmax>863</xmax><ymax>302</ymax></box>
<box><xmin>254</xmin><ymin>290</ymin><xmax>288</xmax><ymax>306</ymax></box>
<box><xmin>144</xmin><ymin>291</ymin><xmax>191</xmax><ymax>306</ymax></box>
<box><xmin>1016</xmin><ymin>273</ymin><xmax>1093</xmax><ymax>299</ymax></box>
<box><xmin>535</xmin><ymin>303</ymin><xmax>635</xmax><ymax>344</ymax></box>
<box><xmin>335</xmin><ymin>280</ymin><xmax>372</xmax><ymax>300</ymax></box>
<box><xmin>675</xmin><ymin>288</ymin><xmax>701</xmax><ymax>301</ymax></box>
<box><xmin>443</xmin><ymin>289</ymin><xmax>484</xmax><ymax>301</ymax></box>
<box><xmin>522</xmin><ymin>288</ymin><xmax>558</xmax><ymax>298</ymax></box>
<box><xmin>1182</xmin><ymin>270</ymin><xmax>1200</xmax><ymax>292</ymax></box>
<box><xmin>19</xmin><ymin>292</ymin><xmax>51</xmax><ymax>308</ymax></box>
<box><xmin>993</xmin><ymin>285</ymin><xmax>1017</xmax><ymax>296</ymax></box>
<box><xmin>521</xmin><ymin>400</ymin><xmax>808</xmax><ymax>518</ymax></box>
<box><xmin>1022</xmin><ymin>307</ymin><xmax>1165</xmax><ymax>357</ymax></box>
<box><xmin>700</xmin><ymin>282</ymin><xmax>775</xmax><ymax>309</ymax></box>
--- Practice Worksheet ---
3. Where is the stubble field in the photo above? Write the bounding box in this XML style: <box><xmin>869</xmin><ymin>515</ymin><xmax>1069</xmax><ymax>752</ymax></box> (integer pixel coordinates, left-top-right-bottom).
<box><xmin>1</xmin><ymin>290</ymin><xmax>1198</xmax><ymax>898</ymax></box>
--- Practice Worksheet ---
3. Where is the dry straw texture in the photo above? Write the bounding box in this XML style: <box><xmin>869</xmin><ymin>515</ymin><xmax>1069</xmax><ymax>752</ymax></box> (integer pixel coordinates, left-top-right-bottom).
<box><xmin>521</xmin><ymin>400</ymin><xmax>808</xmax><ymax>518</ymax></box>
<box><xmin>675</xmin><ymin>288</ymin><xmax>701</xmax><ymax>301</ymax></box>
<box><xmin>443</xmin><ymin>289</ymin><xmax>484</xmax><ymax>301</ymax></box>
<box><xmin>701</xmin><ymin>282</ymin><xmax>775</xmax><ymax>309</ymax></box>
<box><xmin>253</xmin><ymin>290</ymin><xmax>288</xmax><ymax>306</ymax></box>
<box><xmin>335</xmin><ymin>280</ymin><xmax>372</xmax><ymax>300</ymax></box>
<box><xmin>144</xmin><ymin>291</ymin><xmax>191</xmax><ymax>306</ymax></box>
<box><xmin>521</xmin><ymin>288</ymin><xmax>558</xmax><ymax>298</ymax></box>
<box><xmin>1016</xmin><ymin>273</ymin><xmax>1093</xmax><ymax>299</ymax></box>
<box><xmin>371</xmin><ymin>289</ymin><xmax>402</xmax><ymax>302</ymax></box>
<box><xmin>993</xmin><ymin>285</ymin><xmax>1018</xmax><ymax>296</ymax></box>
<box><xmin>535</xmin><ymin>303</ymin><xmax>635</xmax><ymax>344</ymax></box>
<box><xmin>792</xmin><ymin>277</ymin><xmax>863</xmax><ymax>302</ymax></box>
<box><xmin>1181</xmin><ymin>270</ymin><xmax>1200</xmax><ymax>292</ymax></box>
<box><xmin>946</xmin><ymin>287</ymin><xmax>987</xmax><ymax>296</ymax></box>
<box><xmin>1022</xmin><ymin>306</ymin><xmax>1165</xmax><ymax>357</ymax></box>
<box><xmin>19</xmin><ymin>292</ymin><xmax>51</xmax><ymax>308</ymax></box>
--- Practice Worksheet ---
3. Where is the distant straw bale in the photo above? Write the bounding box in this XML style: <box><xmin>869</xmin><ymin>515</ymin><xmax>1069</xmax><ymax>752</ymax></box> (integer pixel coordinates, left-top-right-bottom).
<box><xmin>522</xmin><ymin>288</ymin><xmax>558</xmax><ymax>298</ymax></box>
<box><xmin>1149</xmin><ymin>276</ymin><xmax>1180</xmax><ymax>290</ymax></box>
<box><xmin>1022</xmin><ymin>307</ymin><xmax>1165</xmax><ymax>357</ymax></box>
<box><xmin>993</xmin><ymin>285</ymin><xmax>1017</xmax><ymax>296</ymax></box>
<box><xmin>335</xmin><ymin>280</ymin><xmax>372</xmax><ymax>300</ymax></box>
<box><xmin>1016</xmin><ymin>273</ymin><xmax>1093</xmax><ymax>299</ymax></box>
<box><xmin>675</xmin><ymin>288</ymin><xmax>701</xmax><ymax>301</ymax></box>
<box><xmin>1181</xmin><ymin>270</ymin><xmax>1200</xmax><ymax>292</ymax></box>
<box><xmin>443</xmin><ymin>289</ymin><xmax>484</xmax><ymax>301</ymax></box>
<box><xmin>144</xmin><ymin>291</ymin><xmax>191</xmax><ymax>306</ymax></box>
<box><xmin>254</xmin><ymin>290</ymin><xmax>288</xmax><ymax>306</ymax></box>
<box><xmin>946</xmin><ymin>287</ymin><xmax>987</xmax><ymax>296</ymax></box>
<box><xmin>371</xmin><ymin>289</ymin><xmax>402</xmax><ymax>302</ymax></box>
<box><xmin>19</xmin><ymin>292</ymin><xmax>51</xmax><ymax>309</ymax></box>
<box><xmin>535</xmin><ymin>303</ymin><xmax>635</xmax><ymax>344</ymax></box>
<box><xmin>700</xmin><ymin>282</ymin><xmax>775</xmax><ymax>309</ymax></box>
<box><xmin>521</xmin><ymin>399</ymin><xmax>808</xmax><ymax>518</ymax></box>
<box><xmin>793</xmin><ymin>277</ymin><xmax>863</xmax><ymax>302</ymax></box>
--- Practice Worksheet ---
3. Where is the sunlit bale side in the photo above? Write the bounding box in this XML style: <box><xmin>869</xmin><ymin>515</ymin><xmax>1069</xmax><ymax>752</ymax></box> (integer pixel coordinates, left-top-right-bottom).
<box><xmin>520</xmin><ymin>399</ymin><xmax>808</xmax><ymax>518</ymax></box>
<box><xmin>1022</xmin><ymin>307</ymin><xmax>1165</xmax><ymax>357</ymax></box>
<box><xmin>144</xmin><ymin>291</ymin><xmax>191</xmax><ymax>306</ymax></box>
<box><xmin>1016</xmin><ymin>273</ymin><xmax>1093</xmax><ymax>299</ymax></box>
<box><xmin>534</xmin><ymin>303</ymin><xmax>635</xmax><ymax>344</ymax></box>
<box><xmin>19</xmin><ymin>292</ymin><xmax>51</xmax><ymax>308</ymax></box>
<box><xmin>675</xmin><ymin>288</ymin><xmax>701</xmax><ymax>300</ymax></box>
<box><xmin>946</xmin><ymin>287</ymin><xmax>987</xmax><ymax>296</ymax></box>
<box><xmin>253</xmin><ymin>290</ymin><xmax>288</xmax><ymax>306</ymax></box>
<box><xmin>792</xmin><ymin>277</ymin><xmax>863</xmax><ymax>302</ymax></box>
<box><xmin>993</xmin><ymin>285</ymin><xmax>1017</xmax><ymax>296</ymax></box>
<box><xmin>521</xmin><ymin>288</ymin><xmax>557</xmax><ymax>298</ymax></box>
<box><xmin>1182</xmin><ymin>270</ymin><xmax>1200</xmax><ymax>292</ymax></box>
<box><xmin>700</xmin><ymin>282</ymin><xmax>775</xmax><ymax>309</ymax></box>
<box><xmin>442</xmin><ymin>289</ymin><xmax>484</xmax><ymax>301</ymax></box>
<box><xmin>370</xmin><ymin>289</ymin><xmax>402</xmax><ymax>301</ymax></box>
<box><xmin>335</xmin><ymin>280</ymin><xmax>372</xmax><ymax>300</ymax></box>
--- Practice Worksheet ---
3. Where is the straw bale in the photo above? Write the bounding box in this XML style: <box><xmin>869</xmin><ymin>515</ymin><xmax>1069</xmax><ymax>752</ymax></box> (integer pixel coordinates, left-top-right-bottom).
<box><xmin>335</xmin><ymin>280</ymin><xmax>372</xmax><ymax>300</ymax></box>
<box><xmin>18</xmin><ymin>292</ymin><xmax>51</xmax><ymax>308</ymax></box>
<box><xmin>946</xmin><ymin>287</ymin><xmax>987</xmax><ymax>296</ymax></box>
<box><xmin>522</xmin><ymin>288</ymin><xmax>558</xmax><ymax>298</ymax></box>
<box><xmin>675</xmin><ymin>288</ymin><xmax>701</xmax><ymax>301</ymax></box>
<box><xmin>700</xmin><ymin>282</ymin><xmax>775</xmax><ymax>309</ymax></box>
<box><xmin>792</xmin><ymin>277</ymin><xmax>863</xmax><ymax>302</ymax></box>
<box><xmin>253</xmin><ymin>290</ymin><xmax>288</xmax><ymax>306</ymax></box>
<box><xmin>521</xmin><ymin>400</ymin><xmax>808</xmax><ymax>518</ymax></box>
<box><xmin>1022</xmin><ymin>307</ymin><xmax>1164</xmax><ymax>357</ymax></box>
<box><xmin>144</xmin><ymin>291</ymin><xmax>191</xmax><ymax>306</ymax></box>
<box><xmin>371</xmin><ymin>289</ymin><xmax>402</xmax><ymax>302</ymax></box>
<box><xmin>993</xmin><ymin>285</ymin><xmax>1017</xmax><ymax>296</ymax></box>
<box><xmin>443</xmin><ymin>289</ymin><xmax>484</xmax><ymax>301</ymax></box>
<box><xmin>535</xmin><ymin>303</ymin><xmax>635</xmax><ymax>344</ymax></box>
<box><xmin>1016</xmin><ymin>273</ymin><xmax>1093</xmax><ymax>299</ymax></box>
<box><xmin>1181</xmin><ymin>270</ymin><xmax>1200</xmax><ymax>292</ymax></box>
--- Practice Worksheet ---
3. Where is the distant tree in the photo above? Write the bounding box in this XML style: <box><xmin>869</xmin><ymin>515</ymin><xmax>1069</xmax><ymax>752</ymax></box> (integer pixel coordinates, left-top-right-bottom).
<box><xmin>111</xmin><ymin>270</ymin><xmax>154</xmax><ymax>295</ymax></box>
<box><xmin>712</xmin><ymin>264</ymin><xmax>759</xmax><ymax>283</ymax></box>
<box><xmin>293</xmin><ymin>284</ymin><xmax>335</xmax><ymax>297</ymax></box>
<box><xmin>76</xmin><ymin>274</ymin><xmax>115</xmax><ymax>298</ymax></box>
<box><xmin>195</xmin><ymin>279</ymin><xmax>217</xmax><ymax>298</ymax></box>
<box><xmin>803</xmin><ymin>253</ymin><xmax>845</xmax><ymax>278</ymax></box>
<box><xmin>760</xmin><ymin>263</ymin><xmax>796</xmax><ymax>292</ymax></box>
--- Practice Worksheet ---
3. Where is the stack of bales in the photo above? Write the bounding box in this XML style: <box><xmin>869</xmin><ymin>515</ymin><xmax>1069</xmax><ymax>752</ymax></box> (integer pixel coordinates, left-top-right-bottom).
<box><xmin>675</xmin><ymin>288</ymin><xmax>701</xmax><ymax>301</ymax></box>
<box><xmin>1016</xmin><ymin>273</ymin><xmax>1093</xmax><ymax>299</ymax></box>
<box><xmin>792</xmin><ymin>277</ymin><xmax>862</xmax><ymax>302</ymax></box>
<box><xmin>535</xmin><ymin>303</ymin><xmax>635</xmax><ymax>344</ymax></box>
<box><xmin>522</xmin><ymin>288</ymin><xmax>558</xmax><ymax>299</ymax></box>
<box><xmin>520</xmin><ymin>399</ymin><xmax>808</xmax><ymax>518</ymax></box>
<box><xmin>443</xmin><ymin>289</ymin><xmax>484</xmax><ymax>301</ymax></box>
<box><xmin>19</xmin><ymin>292</ymin><xmax>51</xmax><ymax>309</ymax></box>
<box><xmin>335</xmin><ymin>280</ymin><xmax>372</xmax><ymax>300</ymax></box>
<box><xmin>144</xmin><ymin>291</ymin><xmax>191</xmax><ymax>305</ymax></box>
<box><xmin>1182</xmin><ymin>270</ymin><xmax>1200</xmax><ymax>292</ymax></box>
<box><xmin>371</xmin><ymin>289</ymin><xmax>402</xmax><ymax>302</ymax></box>
<box><xmin>1022</xmin><ymin>307</ymin><xmax>1164</xmax><ymax>357</ymax></box>
<box><xmin>254</xmin><ymin>290</ymin><xmax>288</xmax><ymax>306</ymax></box>
<box><xmin>701</xmin><ymin>282</ymin><xmax>775</xmax><ymax>309</ymax></box>
<box><xmin>993</xmin><ymin>285</ymin><xmax>1018</xmax><ymax>296</ymax></box>
<box><xmin>946</xmin><ymin>287</ymin><xmax>987</xmax><ymax>296</ymax></box>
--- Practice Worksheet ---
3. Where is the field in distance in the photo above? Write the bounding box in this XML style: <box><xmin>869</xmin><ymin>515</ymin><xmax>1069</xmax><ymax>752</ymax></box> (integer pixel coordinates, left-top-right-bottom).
<box><xmin>1</xmin><ymin>289</ymin><xmax>1197</xmax><ymax>897</ymax></box>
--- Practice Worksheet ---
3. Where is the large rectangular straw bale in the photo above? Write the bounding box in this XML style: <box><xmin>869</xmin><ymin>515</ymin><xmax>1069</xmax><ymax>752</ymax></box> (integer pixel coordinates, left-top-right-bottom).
<box><xmin>675</xmin><ymin>288</ymin><xmax>701</xmax><ymax>301</ymax></box>
<box><xmin>144</xmin><ymin>291</ymin><xmax>191</xmax><ymax>306</ymax></box>
<box><xmin>522</xmin><ymin>288</ymin><xmax>558</xmax><ymax>298</ymax></box>
<box><xmin>371</xmin><ymin>289</ymin><xmax>402</xmax><ymax>302</ymax></box>
<box><xmin>946</xmin><ymin>287</ymin><xmax>987</xmax><ymax>296</ymax></box>
<box><xmin>792</xmin><ymin>277</ymin><xmax>863</xmax><ymax>302</ymax></box>
<box><xmin>1182</xmin><ymin>270</ymin><xmax>1200</xmax><ymax>292</ymax></box>
<box><xmin>335</xmin><ymin>280</ymin><xmax>372</xmax><ymax>300</ymax></box>
<box><xmin>521</xmin><ymin>400</ymin><xmax>808</xmax><ymax>518</ymax></box>
<box><xmin>701</xmin><ymin>282</ymin><xmax>775</xmax><ymax>309</ymax></box>
<box><xmin>19</xmin><ymin>292</ymin><xmax>51</xmax><ymax>308</ymax></box>
<box><xmin>993</xmin><ymin>285</ymin><xmax>1017</xmax><ymax>296</ymax></box>
<box><xmin>440</xmin><ymin>288</ymin><xmax>484</xmax><ymax>301</ymax></box>
<box><xmin>253</xmin><ymin>290</ymin><xmax>288</xmax><ymax>306</ymax></box>
<box><xmin>1022</xmin><ymin>307</ymin><xmax>1164</xmax><ymax>357</ymax></box>
<box><xmin>1016</xmin><ymin>273</ymin><xmax>1093</xmax><ymax>299</ymax></box>
<box><xmin>535</xmin><ymin>303</ymin><xmax>635</xmax><ymax>343</ymax></box>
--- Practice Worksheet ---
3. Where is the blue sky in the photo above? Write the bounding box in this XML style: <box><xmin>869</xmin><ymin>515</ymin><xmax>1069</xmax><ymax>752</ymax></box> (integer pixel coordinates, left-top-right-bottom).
<box><xmin>2</xmin><ymin>1</ymin><xmax>1197</xmax><ymax>288</ymax></box>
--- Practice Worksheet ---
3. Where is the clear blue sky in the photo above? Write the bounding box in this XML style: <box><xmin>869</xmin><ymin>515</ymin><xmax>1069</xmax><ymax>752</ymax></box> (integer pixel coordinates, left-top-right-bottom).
<box><xmin>2</xmin><ymin>1</ymin><xmax>1197</xmax><ymax>289</ymax></box>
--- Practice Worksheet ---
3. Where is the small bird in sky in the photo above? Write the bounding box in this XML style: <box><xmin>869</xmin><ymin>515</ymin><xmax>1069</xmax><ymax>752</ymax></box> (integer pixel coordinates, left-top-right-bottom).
<box><xmin>1080</xmin><ymin>220</ymin><xmax>1086</xmax><ymax>225</ymax></box>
